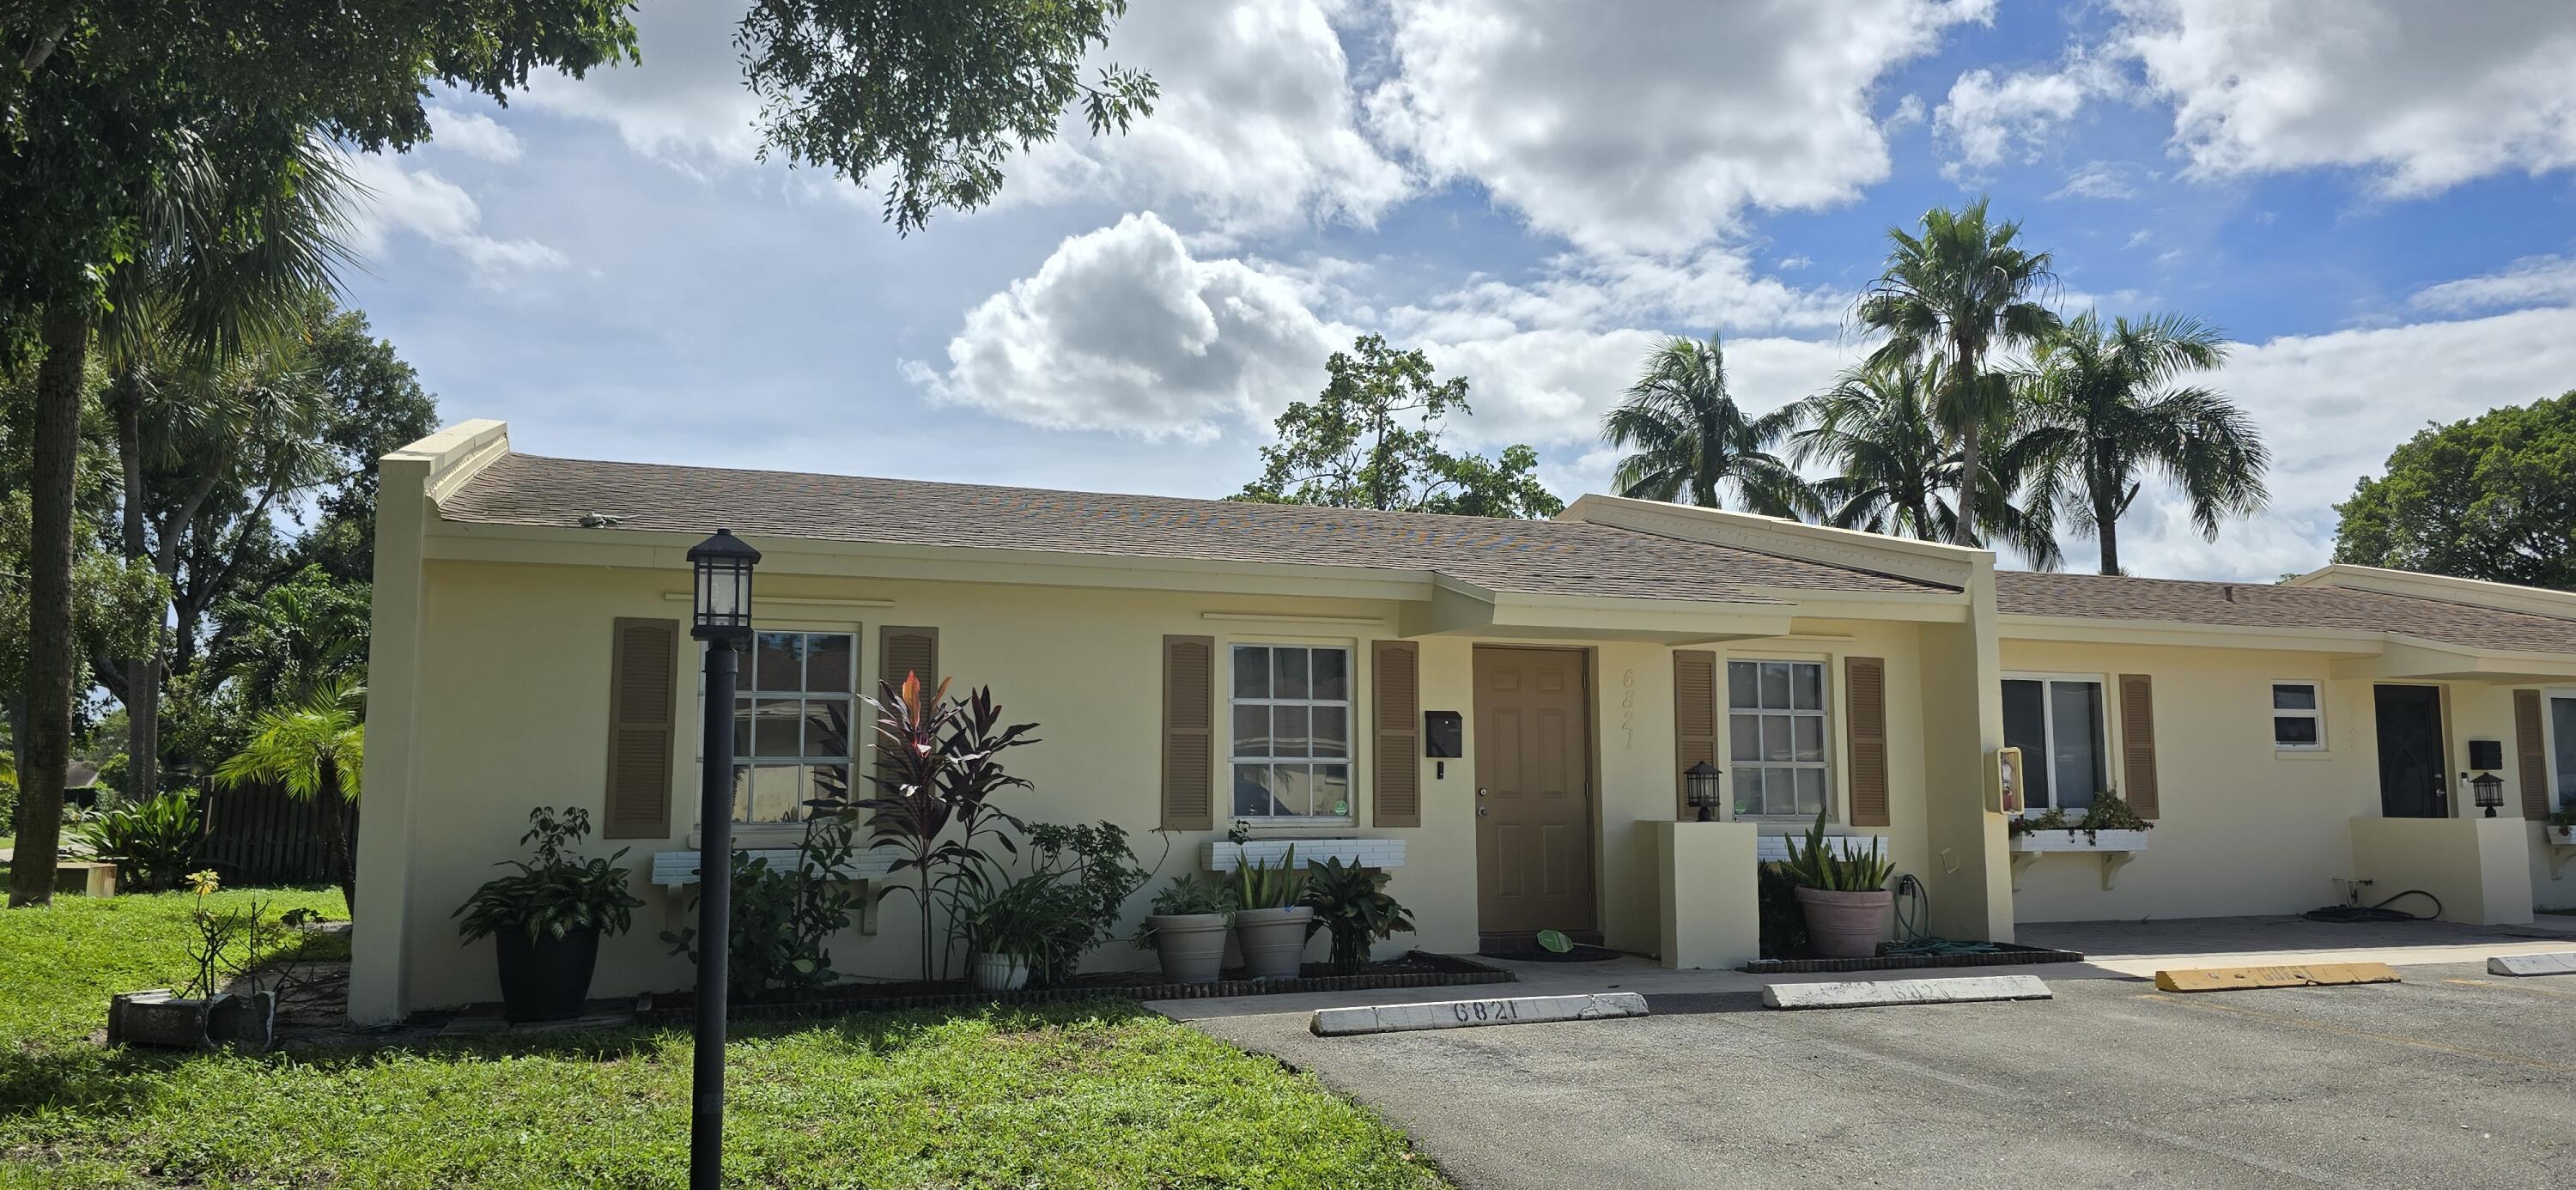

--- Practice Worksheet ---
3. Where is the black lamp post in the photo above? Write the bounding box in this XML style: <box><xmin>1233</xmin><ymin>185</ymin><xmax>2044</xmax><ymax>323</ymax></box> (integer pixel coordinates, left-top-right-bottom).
<box><xmin>1685</xmin><ymin>761</ymin><xmax>1722</xmax><ymax>823</ymax></box>
<box><xmin>686</xmin><ymin>529</ymin><xmax>758</xmax><ymax>1190</ymax></box>
<box><xmin>2472</xmin><ymin>770</ymin><xmax>2505</xmax><ymax>818</ymax></box>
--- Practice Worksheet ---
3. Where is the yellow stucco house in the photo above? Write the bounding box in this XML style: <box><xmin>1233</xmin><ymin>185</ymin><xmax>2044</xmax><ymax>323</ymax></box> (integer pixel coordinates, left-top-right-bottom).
<box><xmin>350</xmin><ymin>421</ymin><xmax>2576</xmax><ymax>1023</ymax></box>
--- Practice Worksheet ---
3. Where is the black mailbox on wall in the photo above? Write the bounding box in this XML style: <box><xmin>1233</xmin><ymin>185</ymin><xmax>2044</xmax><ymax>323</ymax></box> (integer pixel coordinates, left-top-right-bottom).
<box><xmin>2468</xmin><ymin>738</ymin><xmax>2504</xmax><ymax>770</ymax></box>
<box><xmin>1425</xmin><ymin>710</ymin><xmax>1463</xmax><ymax>758</ymax></box>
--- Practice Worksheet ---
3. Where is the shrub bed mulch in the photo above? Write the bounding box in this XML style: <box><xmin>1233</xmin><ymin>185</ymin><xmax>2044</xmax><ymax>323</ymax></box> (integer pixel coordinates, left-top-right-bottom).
<box><xmin>1740</xmin><ymin>942</ymin><xmax>2084</xmax><ymax>975</ymax></box>
<box><xmin>635</xmin><ymin>950</ymin><xmax>1514</xmax><ymax>1025</ymax></box>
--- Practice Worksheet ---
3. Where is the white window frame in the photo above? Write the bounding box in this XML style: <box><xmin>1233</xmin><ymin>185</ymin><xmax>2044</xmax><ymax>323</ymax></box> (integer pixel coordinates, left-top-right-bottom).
<box><xmin>2545</xmin><ymin>688</ymin><xmax>2576</xmax><ymax>813</ymax></box>
<box><xmin>1226</xmin><ymin>642</ymin><xmax>1357</xmax><ymax>826</ymax></box>
<box><xmin>1724</xmin><ymin>657</ymin><xmax>1834</xmax><ymax>822</ymax></box>
<box><xmin>2002</xmin><ymin>671</ymin><xmax>2113</xmax><ymax>817</ymax></box>
<box><xmin>694</xmin><ymin>625</ymin><xmax>860</xmax><ymax>834</ymax></box>
<box><xmin>2270</xmin><ymin>680</ymin><xmax>2326</xmax><ymax>752</ymax></box>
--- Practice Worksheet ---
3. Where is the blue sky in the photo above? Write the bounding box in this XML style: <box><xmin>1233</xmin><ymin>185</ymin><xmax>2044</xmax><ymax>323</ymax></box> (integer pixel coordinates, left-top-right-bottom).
<box><xmin>337</xmin><ymin>0</ymin><xmax>2576</xmax><ymax>580</ymax></box>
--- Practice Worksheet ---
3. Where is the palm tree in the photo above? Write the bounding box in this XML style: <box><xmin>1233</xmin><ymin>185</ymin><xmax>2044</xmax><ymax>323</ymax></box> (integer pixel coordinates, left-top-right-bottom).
<box><xmin>1599</xmin><ymin>332</ymin><xmax>1814</xmax><ymax>517</ymax></box>
<box><xmin>214</xmin><ymin>675</ymin><xmax>364</xmax><ymax>909</ymax></box>
<box><xmin>94</xmin><ymin>135</ymin><xmax>349</xmax><ymax>807</ymax></box>
<box><xmin>1791</xmin><ymin>360</ymin><xmax>2063</xmax><ymax>568</ymax></box>
<box><xmin>2019</xmin><ymin>312</ymin><xmax>2269</xmax><ymax>575</ymax></box>
<box><xmin>1853</xmin><ymin>197</ymin><xmax>2059</xmax><ymax>547</ymax></box>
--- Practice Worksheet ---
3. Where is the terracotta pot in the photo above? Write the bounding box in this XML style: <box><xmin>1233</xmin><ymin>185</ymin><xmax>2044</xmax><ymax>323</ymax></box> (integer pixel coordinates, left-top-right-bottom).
<box><xmin>1147</xmin><ymin>913</ymin><xmax>1230</xmax><ymax>984</ymax></box>
<box><xmin>970</xmin><ymin>952</ymin><xmax>1030</xmax><ymax>992</ymax></box>
<box><xmin>1794</xmin><ymin>887</ymin><xmax>1893</xmax><ymax>958</ymax></box>
<box><xmin>1233</xmin><ymin>906</ymin><xmax>1315</xmax><ymax>979</ymax></box>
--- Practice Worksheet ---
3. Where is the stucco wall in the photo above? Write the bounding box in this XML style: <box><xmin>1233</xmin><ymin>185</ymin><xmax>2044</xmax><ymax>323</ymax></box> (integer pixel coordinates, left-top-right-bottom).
<box><xmin>378</xmin><ymin>557</ymin><xmax>1948</xmax><ymax>1013</ymax></box>
<box><xmin>375</xmin><ymin>556</ymin><xmax>1953</xmax><ymax>1014</ymax></box>
<box><xmin>1998</xmin><ymin>638</ymin><xmax>2549</xmax><ymax>921</ymax></box>
<box><xmin>2349</xmin><ymin>816</ymin><xmax>2532</xmax><ymax>925</ymax></box>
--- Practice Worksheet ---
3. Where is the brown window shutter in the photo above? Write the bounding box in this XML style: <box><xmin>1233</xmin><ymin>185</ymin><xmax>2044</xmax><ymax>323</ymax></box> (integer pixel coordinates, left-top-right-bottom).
<box><xmin>1162</xmin><ymin>635</ymin><xmax>1216</xmax><ymax>830</ymax></box>
<box><xmin>1372</xmin><ymin>641</ymin><xmax>1422</xmax><ymax>828</ymax></box>
<box><xmin>604</xmin><ymin>617</ymin><xmax>679</xmax><ymax>840</ymax></box>
<box><xmin>1845</xmin><ymin>656</ymin><xmax>1889</xmax><ymax>828</ymax></box>
<box><xmin>2118</xmin><ymin>673</ymin><xmax>2160</xmax><ymax>819</ymax></box>
<box><xmin>2516</xmin><ymin>689</ymin><xmax>2550</xmax><ymax>820</ymax></box>
<box><xmin>878</xmin><ymin>625</ymin><xmax>939</xmax><ymax>695</ymax></box>
<box><xmin>1673</xmin><ymin>651</ymin><xmax>1716</xmax><ymax>819</ymax></box>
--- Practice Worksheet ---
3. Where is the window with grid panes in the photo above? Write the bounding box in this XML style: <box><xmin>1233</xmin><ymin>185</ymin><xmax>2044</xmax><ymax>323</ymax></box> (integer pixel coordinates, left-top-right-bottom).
<box><xmin>725</xmin><ymin>630</ymin><xmax>856</xmax><ymax>823</ymax></box>
<box><xmin>1728</xmin><ymin>659</ymin><xmax>1830</xmax><ymax>817</ymax></box>
<box><xmin>1230</xmin><ymin>644</ymin><xmax>1353</xmax><ymax>821</ymax></box>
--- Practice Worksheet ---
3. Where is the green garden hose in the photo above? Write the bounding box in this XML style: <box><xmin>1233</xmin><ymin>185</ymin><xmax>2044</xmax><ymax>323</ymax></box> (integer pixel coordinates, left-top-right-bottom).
<box><xmin>1883</xmin><ymin>873</ymin><xmax>2004</xmax><ymax>956</ymax></box>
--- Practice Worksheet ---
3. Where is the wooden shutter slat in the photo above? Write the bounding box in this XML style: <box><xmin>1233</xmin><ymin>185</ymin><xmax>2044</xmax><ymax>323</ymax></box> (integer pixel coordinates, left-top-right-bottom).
<box><xmin>1372</xmin><ymin>641</ymin><xmax>1421</xmax><ymax>828</ymax></box>
<box><xmin>1845</xmin><ymin>656</ymin><xmax>1889</xmax><ymax>828</ymax></box>
<box><xmin>604</xmin><ymin>617</ymin><xmax>680</xmax><ymax>840</ymax></box>
<box><xmin>1162</xmin><ymin>635</ymin><xmax>1215</xmax><ymax>831</ymax></box>
<box><xmin>2118</xmin><ymin>673</ymin><xmax>2160</xmax><ymax>819</ymax></box>
<box><xmin>2516</xmin><ymin>689</ymin><xmax>2550</xmax><ymax>820</ymax></box>
<box><xmin>878</xmin><ymin>625</ymin><xmax>939</xmax><ymax>695</ymax></box>
<box><xmin>1674</xmin><ymin>651</ymin><xmax>1716</xmax><ymax>820</ymax></box>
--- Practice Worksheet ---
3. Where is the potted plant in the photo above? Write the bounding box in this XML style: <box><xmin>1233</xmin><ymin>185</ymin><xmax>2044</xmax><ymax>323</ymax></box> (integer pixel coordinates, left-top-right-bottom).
<box><xmin>1778</xmin><ymin>809</ymin><xmax>1898</xmax><ymax>959</ymax></box>
<box><xmin>1300</xmin><ymin>857</ymin><xmax>1415</xmax><ymax>974</ymax></box>
<box><xmin>2550</xmin><ymin>807</ymin><xmax>2576</xmax><ymax>843</ymax></box>
<box><xmin>1137</xmin><ymin>872</ymin><xmax>1235</xmax><ymax>984</ymax></box>
<box><xmin>1230</xmin><ymin>845</ymin><xmax>1314</xmax><ymax>979</ymax></box>
<box><xmin>453</xmin><ymin>806</ymin><xmax>645</xmax><ymax>1023</ymax></box>
<box><xmin>962</xmin><ymin>871</ymin><xmax>1055</xmax><ymax>992</ymax></box>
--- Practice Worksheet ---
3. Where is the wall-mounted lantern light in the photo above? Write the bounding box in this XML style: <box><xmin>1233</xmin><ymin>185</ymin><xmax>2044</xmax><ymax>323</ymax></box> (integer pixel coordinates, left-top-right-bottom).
<box><xmin>2472</xmin><ymin>770</ymin><xmax>2506</xmax><ymax>818</ymax></box>
<box><xmin>1685</xmin><ymin>761</ymin><xmax>1722</xmax><ymax>823</ymax></box>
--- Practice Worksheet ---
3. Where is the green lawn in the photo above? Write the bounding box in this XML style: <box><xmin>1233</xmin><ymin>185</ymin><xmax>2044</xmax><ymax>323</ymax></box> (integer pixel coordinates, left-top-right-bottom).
<box><xmin>0</xmin><ymin>883</ymin><xmax>1448</xmax><ymax>1189</ymax></box>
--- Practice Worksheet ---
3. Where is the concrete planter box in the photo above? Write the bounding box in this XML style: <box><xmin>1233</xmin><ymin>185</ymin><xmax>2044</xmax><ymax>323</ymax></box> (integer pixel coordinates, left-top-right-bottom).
<box><xmin>1203</xmin><ymin>839</ymin><xmax>1405</xmax><ymax>872</ymax></box>
<box><xmin>108</xmin><ymin>989</ymin><xmax>274</xmax><ymax>1050</ymax></box>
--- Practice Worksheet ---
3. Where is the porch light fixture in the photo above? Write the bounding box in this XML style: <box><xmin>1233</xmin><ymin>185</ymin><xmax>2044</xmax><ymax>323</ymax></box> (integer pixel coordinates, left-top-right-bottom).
<box><xmin>687</xmin><ymin>529</ymin><xmax>761</xmax><ymax>643</ymax></box>
<box><xmin>1686</xmin><ymin>761</ymin><xmax>1722</xmax><ymax>823</ymax></box>
<box><xmin>686</xmin><ymin>529</ymin><xmax>760</xmax><ymax>1190</ymax></box>
<box><xmin>2472</xmin><ymin>770</ymin><xmax>2505</xmax><ymax>818</ymax></box>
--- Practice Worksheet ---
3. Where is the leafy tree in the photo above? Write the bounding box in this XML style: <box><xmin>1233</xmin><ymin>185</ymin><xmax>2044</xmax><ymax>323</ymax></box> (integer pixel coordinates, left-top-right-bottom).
<box><xmin>2018</xmin><ymin>312</ymin><xmax>2269</xmax><ymax>575</ymax></box>
<box><xmin>1599</xmin><ymin>332</ymin><xmax>1814</xmax><ymax>517</ymax></box>
<box><xmin>2332</xmin><ymin>392</ymin><xmax>2576</xmax><ymax>588</ymax></box>
<box><xmin>213</xmin><ymin>675</ymin><xmax>364</xmax><ymax>909</ymax></box>
<box><xmin>1854</xmin><ymin>197</ymin><xmax>2060</xmax><ymax>547</ymax></box>
<box><xmin>1236</xmin><ymin>335</ymin><xmax>1564</xmax><ymax>519</ymax></box>
<box><xmin>208</xmin><ymin>566</ymin><xmax>373</xmax><ymax>717</ymax></box>
<box><xmin>290</xmin><ymin>303</ymin><xmax>441</xmax><ymax>584</ymax></box>
<box><xmin>1791</xmin><ymin>360</ymin><xmax>2062</xmax><ymax>568</ymax></box>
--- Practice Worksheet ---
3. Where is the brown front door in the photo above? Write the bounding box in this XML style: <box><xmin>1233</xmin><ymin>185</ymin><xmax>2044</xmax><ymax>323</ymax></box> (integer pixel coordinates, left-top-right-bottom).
<box><xmin>1473</xmin><ymin>647</ymin><xmax>1595</xmax><ymax>934</ymax></box>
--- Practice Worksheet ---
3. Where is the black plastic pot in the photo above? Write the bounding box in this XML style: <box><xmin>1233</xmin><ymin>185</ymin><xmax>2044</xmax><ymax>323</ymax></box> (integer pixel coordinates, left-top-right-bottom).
<box><xmin>494</xmin><ymin>927</ymin><xmax>602</xmax><ymax>1023</ymax></box>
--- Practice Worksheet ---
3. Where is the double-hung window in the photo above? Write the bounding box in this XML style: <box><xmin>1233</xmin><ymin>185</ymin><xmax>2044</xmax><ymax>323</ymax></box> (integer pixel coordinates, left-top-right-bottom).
<box><xmin>728</xmin><ymin>629</ymin><xmax>856</xmax><ymax>823</ymax></box>
<box><xmin>2002</xmin><ymin>675</ymin><xmax>2107</xmax><ymax>813</ymax></box>
<box><xmin>2271</xmin><ymin>682</ymin><xmax>2324</xmax><ymax>750</ymax></box>
<box><xmin>1230</xmin><ymin>644</ymin><xmax>1352</xmax><ymax>822</ymax></box>
<box><xmin>1728</xmin><ymin>659</ymin><xmax>1829</xmax><ymax>818</ymax></box>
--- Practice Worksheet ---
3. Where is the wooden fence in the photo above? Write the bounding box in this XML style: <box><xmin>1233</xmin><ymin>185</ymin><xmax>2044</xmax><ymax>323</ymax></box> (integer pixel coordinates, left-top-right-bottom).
<box><xmin>196</xmin><ymin>784</ymin><xmax>343</xmax><ymax>886</ymax></box>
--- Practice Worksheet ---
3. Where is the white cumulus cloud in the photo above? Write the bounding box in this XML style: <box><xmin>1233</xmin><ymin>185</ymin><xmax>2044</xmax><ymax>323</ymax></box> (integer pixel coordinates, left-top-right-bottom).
<box><xmin>902</xmin><ymin>212</ymin><xmax>1346</xmax><ymax>441</ymax></box>
<box><xmin>426</xmin><ymin>105</ymin><xmax>525</xmax><ymax>162</ymax></box>
<box><xmin>1366</xmin><ymin>0</ymin><xmax>1996</xmax><ymax>252</ymax></box>
<box><xmin>341</xmin><ymin>154</ymin><xmax>567</xmax><ymax>282</ymax></box>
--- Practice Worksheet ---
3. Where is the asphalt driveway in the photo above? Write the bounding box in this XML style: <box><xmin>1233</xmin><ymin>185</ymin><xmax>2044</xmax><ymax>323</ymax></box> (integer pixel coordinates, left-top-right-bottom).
<box><xmin>1188</xmin><ymin>960</ymin><xmax>2576</xmax><ymax>1189</ymax></box>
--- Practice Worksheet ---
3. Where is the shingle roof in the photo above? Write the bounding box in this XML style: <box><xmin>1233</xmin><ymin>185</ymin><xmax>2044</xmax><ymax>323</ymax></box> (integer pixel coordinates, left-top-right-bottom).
<box><xmin>1996</xmin><ymin>571</ymin><xmax>2576</xmax><ymax>655</ymax></box>
<box><xmin>440</xmin><ymin>453</ymin><xmax>1954</xmax><ymax>604</ymax></box>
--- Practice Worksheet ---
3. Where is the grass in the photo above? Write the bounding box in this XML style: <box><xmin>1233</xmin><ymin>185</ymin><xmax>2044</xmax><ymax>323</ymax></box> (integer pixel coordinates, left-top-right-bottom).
<box><xmin>0</xmin><ymin>882</ymin><xmax>1449</xmax><ymax>1189</ymax></box>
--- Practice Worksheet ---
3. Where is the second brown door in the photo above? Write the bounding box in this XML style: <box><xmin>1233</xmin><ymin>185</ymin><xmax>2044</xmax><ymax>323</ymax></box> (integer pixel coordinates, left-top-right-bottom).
<box><xmin>1473</xmin><ymin>647</ymin><xmax>1595</xmax><ymax>934</ymax></box>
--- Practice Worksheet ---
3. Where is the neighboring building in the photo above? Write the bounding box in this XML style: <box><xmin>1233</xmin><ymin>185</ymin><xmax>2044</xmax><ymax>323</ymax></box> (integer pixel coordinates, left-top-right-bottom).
<box><xmin>351</xmin><ymin>422</ymin><xmax>2576</xmax><ymax>1023</ymax></box>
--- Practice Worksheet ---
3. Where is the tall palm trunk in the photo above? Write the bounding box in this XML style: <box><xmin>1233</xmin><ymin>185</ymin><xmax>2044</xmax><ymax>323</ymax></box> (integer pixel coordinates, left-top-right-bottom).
<box><xmin>319</xmin><ymin>755</ymin><xmax>356</xmax><ymax>908</ymax></box>
<box><xmin>112</xmin><ymin>374</ymin><xmax>166</xmax><ymax>798</ymax></box>
<box><xmin>9</xmin><ymin>306</ymin><xmax>88</xmax><ymax>908</ymax></box>
<box><xmin>1952</xmin><ymin>342</ymin><xmax>1981</xmax><ymax>547</ymax></box>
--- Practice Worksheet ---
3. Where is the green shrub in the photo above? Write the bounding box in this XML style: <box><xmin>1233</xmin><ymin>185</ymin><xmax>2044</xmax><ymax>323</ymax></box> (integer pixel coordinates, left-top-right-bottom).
<box><xmin>1299</xmin><ymin>858</ymin><xmax>1415</xmax><ymax>974</ymax></box>
<box><xmin>1778</xmin><ymin>807</ymin><xmax>1895</xmax><ymax>891</ymax></box>
<box><xmin>453</xmin><ymin>806</ymin><xmax>645</xmax><ymax>944</ymax></box>
<box><xmin>77</xmin><ymin>788</ymin><xmax>203</xmax><ymax>890</ymax></box>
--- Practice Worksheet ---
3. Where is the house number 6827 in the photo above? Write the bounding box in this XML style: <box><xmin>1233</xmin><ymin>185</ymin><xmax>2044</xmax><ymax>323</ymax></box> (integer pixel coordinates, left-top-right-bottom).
<box><xmin>1619</xmin><ymin>668</ymin><xmax>1637</xmax><ymax>750</ymax></box>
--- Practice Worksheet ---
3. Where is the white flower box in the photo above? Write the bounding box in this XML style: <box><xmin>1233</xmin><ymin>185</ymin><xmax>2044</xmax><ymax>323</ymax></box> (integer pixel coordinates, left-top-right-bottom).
<box><xmin>1202</xmin><ymin>838</ymin><xmax>1406</xmax><ymax>872</ymax></box>
<box><xmin>2008</xmin><ymin>829</ymin><xmax>2148</xmax><ymax>891</ymax></box>
<box><xmin>2009</xmin><ymin>829</ymin><xmax>2150</xmax><ymax>854</ymax></box>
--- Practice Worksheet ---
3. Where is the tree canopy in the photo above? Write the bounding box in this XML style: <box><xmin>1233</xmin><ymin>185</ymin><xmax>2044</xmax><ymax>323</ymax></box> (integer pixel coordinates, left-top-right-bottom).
<box><xmin>1236</xmin><ymin>335</ymin><xmax>1563</xmax><ymax>519</ymax></box>
<box><xmin>2333</xmin><ymin>392</ymin><xmax>2576</xmax><ymax>589</ymax></box>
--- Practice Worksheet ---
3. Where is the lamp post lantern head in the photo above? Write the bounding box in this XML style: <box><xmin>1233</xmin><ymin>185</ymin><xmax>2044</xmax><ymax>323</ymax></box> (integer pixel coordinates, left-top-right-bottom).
<box><xmin>1685</xmin><ymin>761</ymin><xmax>1722</xmax><ymax>823</ymax></box>
<box><xmin>2472</xmin><ymin>770</ymin><xmax>2505</xmax><ymax>817</ymax></box>
<box><xmin>687</xmin><ymin>529</ymin><xmax>762</xmax><ymax>643</ymax></box>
